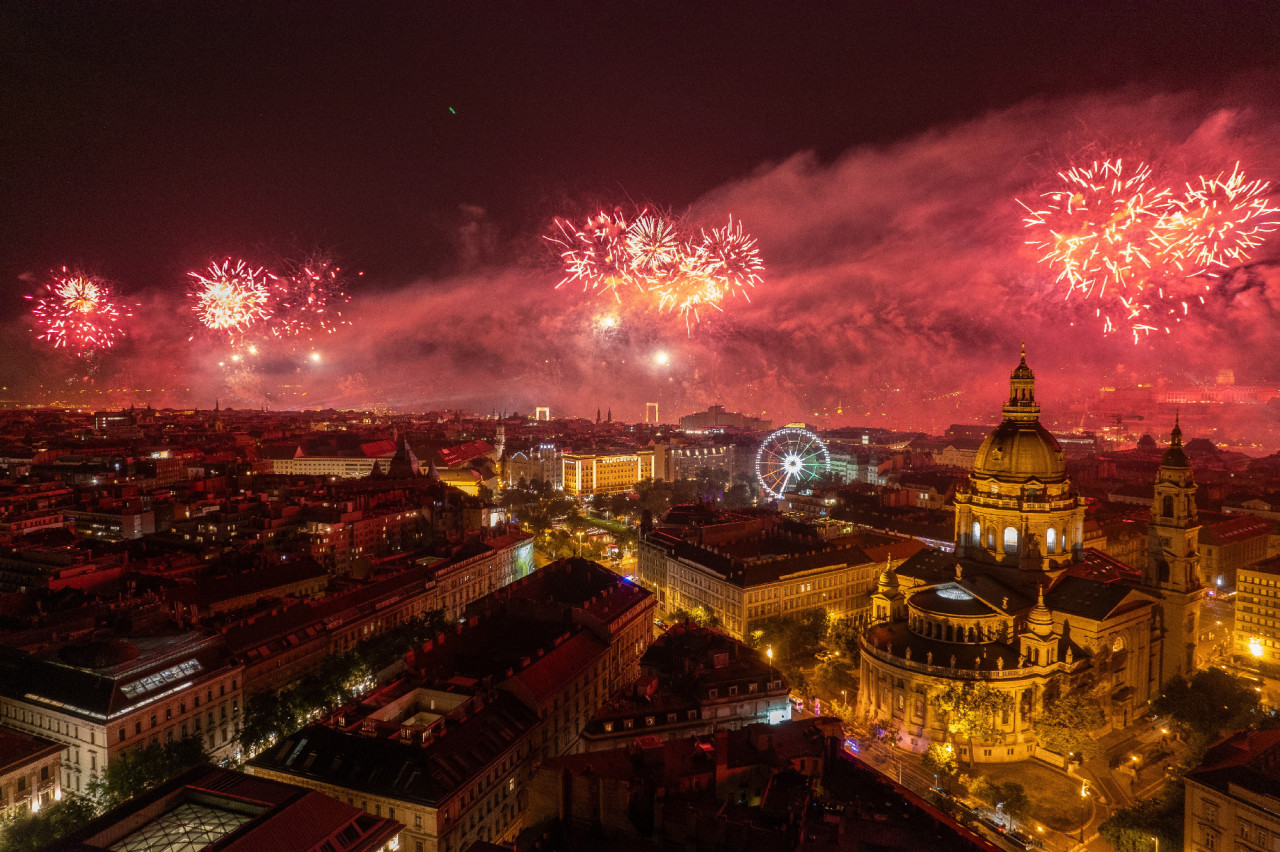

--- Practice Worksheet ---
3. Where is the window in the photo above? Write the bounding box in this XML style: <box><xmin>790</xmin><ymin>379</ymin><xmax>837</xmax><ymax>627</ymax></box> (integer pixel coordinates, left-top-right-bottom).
<box><xmin>118</xmin><ymin>727</ymin><xmax>126</xmax><ymax>743</ymax></box>
<box><xmin>971</xmin><ymin>521</ymin><xmax>980</xmax><ymax>544</ymax></box>
<box><xmin>150</xmin><ymin>714</ymin><xmax>157</xmax><ymax>728</ymax></box>
<box><xmin>1046</xmin><ymin>527</ymin><xmax>1056</xmax><ymax>553</ymax></box>
<box><xmin>1003</xmin><ymin>527</ymin><xmax>1018</xmax><ymax>554</ymax></box>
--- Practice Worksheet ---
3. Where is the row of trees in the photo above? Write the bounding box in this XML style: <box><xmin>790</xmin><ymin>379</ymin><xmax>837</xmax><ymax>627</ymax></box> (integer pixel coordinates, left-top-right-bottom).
<box><xmin>239</xmin><ymin>611</ymin><xmax>448</xmax><ymax>755</ymax></box>
<box><xmin>0</xmin><ymin>738</ymin><xmax>209</xmax><ymax>852</ymax></box>
<box><xmin>1100</xmin><ymin>667</ymin><xmax>1269</xmax><ymax>852</ymax></box>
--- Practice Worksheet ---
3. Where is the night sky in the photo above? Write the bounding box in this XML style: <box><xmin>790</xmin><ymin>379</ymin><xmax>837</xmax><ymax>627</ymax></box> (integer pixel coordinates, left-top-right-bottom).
<box><xmin>4</xmin><ymin>2</ymin><xmax>1280</xmax><ymax>426</ymax></box>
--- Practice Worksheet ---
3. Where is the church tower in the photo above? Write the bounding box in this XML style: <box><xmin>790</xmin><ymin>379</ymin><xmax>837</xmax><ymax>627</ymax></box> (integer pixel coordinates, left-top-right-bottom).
<box><xmin>869</xmin><ymin>559</ymin><xmax>906</xmax><ymax>624</ymax></box>
<box><xmin>953</xmin><ymin>346</ymin><xmax>1084</xmax><ymax>571</ymax></box>
<box><xmin>1143</xmin><ymin>418</ymin><xmax>1204</xmax><ymax>685</ymax></box>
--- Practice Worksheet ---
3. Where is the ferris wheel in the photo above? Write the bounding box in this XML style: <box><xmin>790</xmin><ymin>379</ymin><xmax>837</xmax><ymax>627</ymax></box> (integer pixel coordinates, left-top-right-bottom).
<box><xmin>756</xmin><ymin>427</ymin><xmax>831</xmax><ymax>499</ymax></box>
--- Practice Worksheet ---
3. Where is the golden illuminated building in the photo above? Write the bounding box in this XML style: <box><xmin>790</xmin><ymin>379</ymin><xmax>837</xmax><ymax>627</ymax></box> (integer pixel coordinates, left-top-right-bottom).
<box><xmin>1234</xmin><ymin>556</ymin><xmax>1280</xmax><ymax>668</ymax></box>
<box><xmin>562</xmin><ymin>450</ymin><xmax>654</xmax><ymax>496</ymax></box>
<box><xmin>857</xmin><ymin>350</ymin><xmax>1205</xmax><ymax>763</ymax></box>
<box><xmin>953</xmin><ymin>346</ymin><xmax>1085</xmax><ymax>569</ymax></box>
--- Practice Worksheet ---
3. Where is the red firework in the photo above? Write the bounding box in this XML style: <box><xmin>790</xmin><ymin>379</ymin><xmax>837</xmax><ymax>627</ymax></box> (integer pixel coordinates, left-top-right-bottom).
<box><xmin>27</xmin><ymin>268</ymin><xmax>129</xmax><ymax>354</ymax></box>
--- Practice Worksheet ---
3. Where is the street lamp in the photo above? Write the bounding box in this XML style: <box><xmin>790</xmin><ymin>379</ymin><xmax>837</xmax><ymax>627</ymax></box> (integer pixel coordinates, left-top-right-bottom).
<box><xmin>1151</xmin><ymin>836</ymin><xmax>1159</xmax><ymax>852</ymax></box>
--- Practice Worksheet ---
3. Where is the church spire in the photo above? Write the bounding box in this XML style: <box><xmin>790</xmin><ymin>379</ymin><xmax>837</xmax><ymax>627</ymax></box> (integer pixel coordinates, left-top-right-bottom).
<box><xmin>1002</xmin><ymin>343</ymin><xmax>1040</xmax><ymax>423</ymax></box>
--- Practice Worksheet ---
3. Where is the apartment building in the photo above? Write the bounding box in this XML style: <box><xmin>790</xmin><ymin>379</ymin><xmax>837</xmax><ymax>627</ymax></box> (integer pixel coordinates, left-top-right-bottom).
<box><xmin>0</xmin><ymin>632</ymin><xmax>243</xmax><ymax>795</ymax></box>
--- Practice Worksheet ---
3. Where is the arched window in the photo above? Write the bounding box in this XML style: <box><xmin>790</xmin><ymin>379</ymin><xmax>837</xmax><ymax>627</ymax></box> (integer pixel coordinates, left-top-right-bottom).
<box><xmin>1003</xmin><ymin>526</ymin><xmax>1018</xmax><ymax>554</ymax></box>
<box><xmin>1046</xmin><ymin>527</ymin><xmax>1057</xmax><ymax>554</ymax></box>
<box><xmin>986</xmin><ymin>527</ymin><xmax>995</xmax><ymax>549</ymax></box>
<box><xmin>972</xmin><ymin>521</ymin><xmax>981</xmax><ymax>545</ymax></box>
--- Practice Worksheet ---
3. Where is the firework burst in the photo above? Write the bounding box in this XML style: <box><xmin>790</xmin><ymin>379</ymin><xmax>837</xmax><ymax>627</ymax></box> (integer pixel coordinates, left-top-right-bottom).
<box><xmin>188</xmin><ymin>259</ymin><xmax>273</xmax><ymax>335</ymax></box>
<box><xmin>1157</xmin><ymin>164</ymin><xmax>1280</xmax><ymax>275</ymax></box>
<box><xmin>549</xmin><ymin>208</ymin><xmax>765</xmax><ymax>330</ymax></box>
<box><xmin>548</xmin><ymin>211</ymin><xmax>636</xmax><ymax>296</ymax></box>
<box><xmin>698</xmin><ymin>217</ymin><xmax>764</xmax><ymax>298</ymax></box>
<box><xmin>626</xmin><ymin>214</ymin><xmax>683</xmax><ymax>275</ymax></box>
<box><xmin>270</xmin><ymin>252</ymin><xmax>352</xmax><ymax>338</ymax></box>
<box><xmin>27</xmin><ymin>268</ymin><xmax>129</xmax><ymax>354</ymax></box>
<box><xmin>1020</xmin><ymin>159</ymin><xmax>1279</xmax><ymax>342</ymax></box>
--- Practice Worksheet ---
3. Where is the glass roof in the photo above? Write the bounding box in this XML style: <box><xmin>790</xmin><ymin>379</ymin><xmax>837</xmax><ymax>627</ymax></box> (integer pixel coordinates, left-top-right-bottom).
<box><xmin>108</xmin><ymin>801</ymin><xmax>255</xmax><ymax>852</ymax></box>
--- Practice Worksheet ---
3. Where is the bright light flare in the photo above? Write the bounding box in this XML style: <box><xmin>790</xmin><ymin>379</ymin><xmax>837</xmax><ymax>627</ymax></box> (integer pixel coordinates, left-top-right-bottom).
<box><xmin>189</xmin><ymin>259</ymin><xmax>273</xmax><ymax>334</ymax></box>
<box><xmin>28</xmin><ymin>268</ymin><xmax>130</xmax><ymax>354</ymax></box>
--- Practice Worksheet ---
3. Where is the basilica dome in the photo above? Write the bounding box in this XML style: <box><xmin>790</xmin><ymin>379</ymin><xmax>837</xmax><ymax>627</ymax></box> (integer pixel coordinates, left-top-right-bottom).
<box><xmin>970</xmin><ymin>347</ymin><xmax>1065</xmax><ymax>484</ymax></box>
<box><xmin>972</xmin><ymin>418</ymin><xmax>1066</xmax><ymax>483</ymax></box>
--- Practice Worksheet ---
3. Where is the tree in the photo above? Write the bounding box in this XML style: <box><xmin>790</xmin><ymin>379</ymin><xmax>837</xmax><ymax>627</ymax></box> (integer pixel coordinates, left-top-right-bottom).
<box><xmin>1099</xmin><ymin>795</ymin><xmax>1183</xmax><ymax>852</ymax></box>
<box><xmin>1153</xmin><ymin>666</ymin><xmax>1261</xmax><ymax>738</ymax></box>
<box><xmin>0</xmin><ymin>795</ymin><xmax>98</xmax><ymax>852</ymax></box>
<box><xmin>1033</xmin><ymin>690</ymin><xmax>1106</xmax><ymax>759</ymax></box>
<box><xmin>999</xmin><ymin>782</ymin><xmax>1030</xmax><ymax>824</ymax></box>
<box><xmin>922</xmin><ymin>742</ymin><xmax>959</xmax><ymax>782</ymax></box>
<box><xmin>92</xmin><ymin>737</ymin><xmax>207</xmax><ymax>809</ymax></box>
<box><xmin>931</xmin><ymin>681</ymin><xmax>1012</xmax><ymax>764</ymax></box>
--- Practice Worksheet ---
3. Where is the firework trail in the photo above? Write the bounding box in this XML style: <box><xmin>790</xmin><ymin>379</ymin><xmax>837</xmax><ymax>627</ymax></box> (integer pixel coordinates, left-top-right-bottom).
<box><xmin>189</xmin><ymin>259</ymin><xmax>273</xmax><ymax>335</ymax></box>
<box><xmin>270</xmin><ymin>251</ymin><xmax>352</xmax><ymax>338</ymax></box>
<box><xmin>27</xmin><ymin>268</ymin><xmax>130</xmax><ymax>354</ymax></box>
<box><xmin>1020</xmin><ymin>159</ymin><xmax>1279</xmax><ymax>342</ymax></box>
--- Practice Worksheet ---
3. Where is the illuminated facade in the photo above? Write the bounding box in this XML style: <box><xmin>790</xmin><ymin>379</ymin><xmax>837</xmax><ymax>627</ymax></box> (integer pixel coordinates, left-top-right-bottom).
<box><xmin>952</xmin><ymin>346</ymin><xmax>1085</xmax><ymax>570</ymax></box>
<box><xmin>1233</xmin><ymin>556</ymin><xmax>1280</xmax><ymax>669</ymax></box>
<box><xmin>857</xmin><ymin>351</ymin><xmax>1203</xmax><ymax>762</ymax></box>
<box><xmin>562</xmin><ymin>449</ymin><xmax>655</xmax><ymax>496</ymax></box>
<box><xmin>0</xmin><ymin>632</ymin><xmax>243</xmax><ymax>795</ymax></box>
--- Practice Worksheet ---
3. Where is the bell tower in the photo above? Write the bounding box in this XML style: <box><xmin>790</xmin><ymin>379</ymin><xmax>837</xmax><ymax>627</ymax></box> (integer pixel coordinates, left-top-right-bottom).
<box><xmin>1143</xmin><ymin>417</ymin><xmax>1204</xmax><ymax>684</ymax></box>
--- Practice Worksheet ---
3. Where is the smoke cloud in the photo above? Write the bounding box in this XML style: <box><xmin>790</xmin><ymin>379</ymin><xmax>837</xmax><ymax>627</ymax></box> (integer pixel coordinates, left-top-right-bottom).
<box><xmin>7</xmin><ymin>76</ymin><xmax>1280</xmax><ymax>436</ymax></box>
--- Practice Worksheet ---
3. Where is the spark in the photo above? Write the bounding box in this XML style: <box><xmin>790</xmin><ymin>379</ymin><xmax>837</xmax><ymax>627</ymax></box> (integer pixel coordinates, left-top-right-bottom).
<box><xmin>270</xmin><ymin>251</ymin><xmax>352</xmax><ymax>339</ymax></box>
<box><xmin>189</xmin><ymin>259</ymin><xmax>273</xmax><ymax>335</ymax></box>
<box><xmin>28</xmin><ymin>268</ymin><xmax>129</xmax><ymax>354</ymax></box>
<box><xmin>1020</xmin><ymin>159</ymin><xmax>1279</xmax><ymax>342</ymax></box>
<box><xmin>547</xmin><ymin>211</ymin><xmax>636</xmax><ymax>295</ymax></box>
<box><xmin>548</xmin><ymin>208</ymin><xmax>765</xmax><ymax>331</ymax></box>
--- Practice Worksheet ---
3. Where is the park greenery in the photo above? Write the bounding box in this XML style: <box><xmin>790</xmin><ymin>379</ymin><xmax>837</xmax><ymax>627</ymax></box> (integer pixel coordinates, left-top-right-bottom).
<box><xmin>0</xmin><ymin>738</ymin><xmax>208</xmax><ymax>852</ymax></box>
<box><xmin>1101</xmin><ymin>667</ymin><xmax>1266</xmax><ymax>852</ymax></box>
<box><xmin>1031</xmin><ymin>689</ymin><xmax>1106</xmax><ymax>760</ymax></box>
<box><xmin>239</xmin><ymin>610</ymin><xmax>448</xmax><ymax>756</ymax></box>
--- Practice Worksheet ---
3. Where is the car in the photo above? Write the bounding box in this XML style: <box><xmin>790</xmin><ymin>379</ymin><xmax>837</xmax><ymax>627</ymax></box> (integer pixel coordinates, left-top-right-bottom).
<box><xmin>1006</xmin><ymin>828</ymin><xmax>1042</xmax><ymax>849</ymax></box>
<box><xmin>979</xmin><ymin>815</ymin><xmax>1007</xmax><ymax>835</ymax></box>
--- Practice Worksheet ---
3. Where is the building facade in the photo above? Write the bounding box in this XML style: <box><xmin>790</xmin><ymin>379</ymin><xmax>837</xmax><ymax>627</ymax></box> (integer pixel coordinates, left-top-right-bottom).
<box><xmin>639</xmin><ymin>512</ymin><xmax>917</xmax><ymax>640</ymax></box>
<box><xmin>0</xmin><ymin>725</ymin><xmax>62</xmax><ymax>818</ymax></box>
<box><xmin>0</xmin><ymin>632</ymin><xmax>244</xmax><ymax>795</ymax></box>
<box><xmin>1183</xmin><ymin>729</ymin><xmax>1280</xmax><ymax>852</ymax></box>
<box><xmin>857</xmin><ymin>351</ymin><xmax>1204</xmax><ymax>763</ymax></box>
<box><xmin>562</xmin><ymin>450</ymin><xmax>655</xmax><ymax>496</ymax></box>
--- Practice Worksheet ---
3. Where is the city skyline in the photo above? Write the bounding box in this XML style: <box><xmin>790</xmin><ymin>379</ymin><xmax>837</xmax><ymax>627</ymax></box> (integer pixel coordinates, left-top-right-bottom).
<box><xmin>4</xmin><ymin>3</ymin><xmax>1280</xmax><ymax>427</ymax></box>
